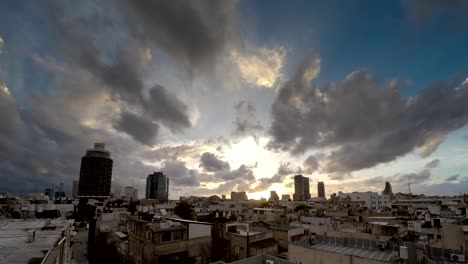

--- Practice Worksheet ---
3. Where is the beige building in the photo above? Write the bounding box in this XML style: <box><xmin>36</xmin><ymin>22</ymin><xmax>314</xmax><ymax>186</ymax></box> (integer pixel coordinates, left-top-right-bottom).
<box><xmin>127</xmin><ymin>217</ymin><xmax>211</xmax><ymax>264</ymax></box>
<box><xmin>225</xmin><ymin>223</ymin><xmax>278</xmax><ymax>261</ymax></box>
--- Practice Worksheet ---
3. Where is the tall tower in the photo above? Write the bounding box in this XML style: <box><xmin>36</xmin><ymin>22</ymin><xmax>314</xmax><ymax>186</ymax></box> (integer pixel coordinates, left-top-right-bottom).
<box><xmin>146</xmin><ymin>172</ymin><xmax>169</xmax><ymax>201</ymax></box>
<box><xmin>294</xmin><ymin>175</ymin><xmax>311</xmax><ymax>201</ymax></box>
<box><xmin>317</xmin><ymin>182</ymin><xmax>325</xmax><ymax>198</ymax></box>
<box><xmin>77</xmin><ymin>143</ymin><xmax>113</xmax><ymax>198</ymax></box>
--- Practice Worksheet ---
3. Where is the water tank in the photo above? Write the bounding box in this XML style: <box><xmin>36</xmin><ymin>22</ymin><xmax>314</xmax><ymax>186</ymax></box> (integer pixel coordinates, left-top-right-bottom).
<box><xmin>400</xmin><ymin>246</ymin><xmax>408</xmax><ymax>260</ymax></box>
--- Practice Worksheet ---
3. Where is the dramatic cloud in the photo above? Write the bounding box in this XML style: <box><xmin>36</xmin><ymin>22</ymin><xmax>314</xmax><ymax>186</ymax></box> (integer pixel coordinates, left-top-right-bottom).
<box><xmin>270</xmin><ymin>52</ymin><xmax>468</xmax><ymax>173</ymax></box>
<box><xmin>233</xmin><ymin>100</ymin><xmax>263</xmax><ymax>138</ymax></box>
<box><xmin>0</xmin><ymin>82</ymin><xmax>24</xmax><ymax>138</ymax></box>
<box><xmin>43</xmin><ymin>1</ymin><xmax>192</xmax><ymax>143</ymax></box>
<box><xmin>122</xmin><ymin>0</ymin><xmax>238</xmax><ymax>71</ymax></box>
<box><xmin>445</xmin><ymin>174</ymin><xmax>460</xmax><ymax>182</ymax></box>
<box><xmin>200</xmin><ymin>152</ymin><xmax>231</xmax><ymax>172</ymax></box>
<box><xmin>231</xmin><ymin>47</ymin><xmax>285</xmax><ymax>88</ymax></box>
<box><xmin>159</xmin><ymin>159</ymin><xmax>199</xmax><ymax>186</ymax></box>
<box><xmin>303</xmin><ymin>155</ymin><xmax>320</xmax><ymax>174</ymax></box>
<box><xmin>114</xmin><ymin>111</ymin><xmax>159</xmax><ymax>146</ymax></box>
<box><xmin>425</xmin><ymin>159</ymin><xmax>440</xmax><ymax>169</ymax></box>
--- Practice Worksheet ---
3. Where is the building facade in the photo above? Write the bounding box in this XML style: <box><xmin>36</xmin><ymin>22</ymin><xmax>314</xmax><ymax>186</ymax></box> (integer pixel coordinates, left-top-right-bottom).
<box><xmin>338</xmin><ymin>191</ymin><xmax>391</xmax><ymax>211</ymax></box>
<box><xmin>77</xmin><ymin>143</ymin><xmax>113</xmax><ymax>198</ymax></box>
<box><xmin>317</xmin><ymin>182</ymin><xmax>325</xmax><ymax>198</ymax></box>
<box><xmin>146</xmin><ymin>172</ymin><xmax>169</xmax><ymax>200</ymax></box>
<box><xmin>72</xmin><ymin>181</ymin><xmax>79</xmax><ymax>198</ymax></box>
<box><xmin>294</xmin><ymin>175</ymin><xmax>311</xmax><ymax>201</ymax></box>
<box><xmin>231</xmin><ymin>192</ymin><xmax>248</xmax><ymax>201</ymax></box>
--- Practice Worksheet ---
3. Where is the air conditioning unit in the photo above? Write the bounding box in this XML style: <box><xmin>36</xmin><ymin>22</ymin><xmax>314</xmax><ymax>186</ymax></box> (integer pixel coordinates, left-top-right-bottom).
<box><xmin>450</xmin><ymin>254</ymin><xmax>465</xmax><ymax>262</ymax></box>
<box><xmin>377</xmin><ymin>242</ymin><xmax>387</xmax><ymax>251</ymax></box>
<box><xmin>266</xmin><ymin>260</ymin><xmax>275</xmax><ymax>264</ymax></box>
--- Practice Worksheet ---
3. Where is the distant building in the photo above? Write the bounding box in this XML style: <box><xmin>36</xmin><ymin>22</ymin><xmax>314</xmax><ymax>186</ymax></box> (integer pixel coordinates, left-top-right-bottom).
<box><xmin>294</xmin><ymin>175</ymin><xmax>311</xmax><ymax>201</ymax></box>
<box><xmin>72</xmin><ymin>181</ymin><xmax>79</xmax><ymax>198</ymax></box>
<box><xmin>146</xmin><ymin>172</ymin><xmax>169</xmax><ymax>200</ymax></box>
<box><xmin>382</xmin><ymin>182</ymin><xmax>393</xmax><ymax>196</ymax></box>
<box><xmin>268</xmin><ymin>191</ymin><xmax>279</xmax><ymax>202</ymax></box>
<box><xmin>338</xmin><ymin>191</ymin><xmax>390</xmax><ymax>211</ymax></box>
<box><xmin>114</xmin><ymin>187</ymin><xmax>121</xmax><ymax>199</ymax></box>
<box><xmin>44</xmin><ymin>188</ymin><xmax>55</xmax><ymax>200</ymax></box>
<box><xmin>77</xmin><ymin>143</ymin><xmax>113</xmax><ymax>198</ymax></box>
<box><xmin>133</xmin><ymin>188</ymin><xmax>138</xmax><ymax>201</ymax></box>
<box><xmin>281</xmin><ymin>194</ymin><xmax>290</xmax><ymax>202</ymax></box>
<box><xmin>317</xmin><ymin>182</ymin><xmax>325</xmax><ymax>198</ymax></box>
<box><xmin>222</xmin><ymin>195</ymin><xmax>226</xmax><ymax>200</ymax></box>
<box><xmin>231</xmin><ymin>191</ymin><xmax>248</xmax><ymax>201</ymax></box>
<box><xmin>125</xmin><ymin>186</ymin><xmax>135</xmax><ymax>201</ymax></box>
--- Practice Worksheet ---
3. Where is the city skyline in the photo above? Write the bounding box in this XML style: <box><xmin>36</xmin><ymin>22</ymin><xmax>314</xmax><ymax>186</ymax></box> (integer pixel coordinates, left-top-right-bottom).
<box><xmin>0</xmin><ymin>1</ymin><xmax>468</xmax><ymax>199</ymax></box>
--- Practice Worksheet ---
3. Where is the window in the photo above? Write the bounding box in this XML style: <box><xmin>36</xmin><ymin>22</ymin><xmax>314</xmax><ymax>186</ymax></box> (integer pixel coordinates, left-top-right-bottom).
<box><xmin>161</xmin><ymin>231</ymin><xmax>172</xmax><ymax>242</ymax></box>
<box><xmin>173</xmin><ymin>231</ymin><xmax>182</xmax><ymax>240</ymax></box>
<box><xmin>436</xmin><ymin>235</ymin><xmax>441</xmax><ymax>239</ymax></box>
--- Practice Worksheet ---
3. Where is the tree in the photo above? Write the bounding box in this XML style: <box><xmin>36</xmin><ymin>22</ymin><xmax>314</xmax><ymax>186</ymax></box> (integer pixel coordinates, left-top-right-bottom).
<box><xmin>175</xmin><ymin>200</ymin><xmax>195</xmax><ymax>220</ymax></box>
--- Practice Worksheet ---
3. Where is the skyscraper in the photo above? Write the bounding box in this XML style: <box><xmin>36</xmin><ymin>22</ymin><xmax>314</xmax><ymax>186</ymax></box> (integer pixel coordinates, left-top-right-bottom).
<box><xmin>77</xmin><ymin>143</ymin><xmax>113</xmax><ymax>198</ymax></box>
<box><xmin>294</xmin><ymin>175</ymin><xmax>311</xmax><ymax>201</ymax></box>
<box><xmin>382</xmin><ymin>182</ymin><xmax>393</xmax><ymax>197</ymax></box>
<box><xmin>317</xmin><ymin>182</ymin><xmax>325</xmax><ymax>198</ymax></box>
<box><xmin>269</xmin><ymin>191</ymin><xmax>279</xmax><ymax>202</ymax></box>
<box><xmin>146</xmin><ymin>172</ymin><xmax>169</xmax><ymax>200</ymax></box>
<box><xmin>72</xmin><ymin>181</ymin><xmax>79</xmax><ymax>198</ymax></box>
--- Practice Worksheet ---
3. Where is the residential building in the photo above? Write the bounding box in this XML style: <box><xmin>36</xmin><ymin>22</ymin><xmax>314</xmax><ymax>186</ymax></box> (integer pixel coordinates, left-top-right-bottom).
<box><xmin>317</xmin><ymin>182</ymin><xmax>325</xmax><ymax>198</ymax></box>
<box><xmin>146</xmin><ymin>172</ymin><xmax>169</xmax><ymax>200</ymax></box>
<box><xmin>338</xmin><ymin>191</ymin><xmax>390</xmax><ymax>211</ymax></box>
<box><xmin>294</xmin><ymin>175</ymin><xmax>311</xmax><ymax>201</ymax></box>
<box><xmin>225</xmin><ymin>223</ymin><xmax>278</xmax><ymax>261</ymax></box>
<box><xmin>0</xmin><ymin>218</ymin><xmax>73</xmax><ymax>264</ymax></box>
<box><xmin>281</xmin><ymin>194</ymin><xmax>290</xmax><ymax>202</ymax></box>
<box><xmin>127</xmin><ymin>217</ymin><xmax>211</xmax><ymax>264</ymax></box>
<box><xmin>77</xmin><ymin>143</ymin><xmax>113</xmax><ymax>198</ymax></box>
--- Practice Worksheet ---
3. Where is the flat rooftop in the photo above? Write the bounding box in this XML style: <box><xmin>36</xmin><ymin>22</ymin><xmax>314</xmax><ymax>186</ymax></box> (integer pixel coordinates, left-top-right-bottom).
<box><xmin>293</xmin><ymin>236</ymin><xmax>396</xmax><ymax>263</ymax></box>
<box><xmin>0</xmin><ymin>218</ymin><xmax>72</xmax><ymax>264</ymax></box>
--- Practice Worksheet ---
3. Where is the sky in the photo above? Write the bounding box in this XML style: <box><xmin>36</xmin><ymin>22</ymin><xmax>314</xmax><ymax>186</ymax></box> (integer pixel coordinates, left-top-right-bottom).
<box><xmin>0</xmin><ymin>0</ymin><xmax>467</xmax><ymax>199</ymax></box>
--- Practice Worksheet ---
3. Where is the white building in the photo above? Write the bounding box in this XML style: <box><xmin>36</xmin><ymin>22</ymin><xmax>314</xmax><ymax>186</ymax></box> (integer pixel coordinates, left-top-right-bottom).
<box><xmin>338</xmin><ymin>191</ymin><xmax>390</xmax><ymax>211</ymax></box>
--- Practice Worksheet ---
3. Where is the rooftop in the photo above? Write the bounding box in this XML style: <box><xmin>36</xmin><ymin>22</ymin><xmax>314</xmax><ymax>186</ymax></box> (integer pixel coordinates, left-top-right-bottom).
<box><xmin>0</xmin><ymin>218</ymin><xmax>72</xmax><ymax>264</ymax></box>
<box><xmin>293</xmin><ymin>235</ymin><xmax>397</xmax><ymax>263</ymax></box>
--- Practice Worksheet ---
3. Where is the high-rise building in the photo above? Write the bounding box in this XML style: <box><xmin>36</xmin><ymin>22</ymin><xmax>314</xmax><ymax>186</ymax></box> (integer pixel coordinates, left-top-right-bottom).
<box><xmin>294</xmin><ymin>175</ymin><xmax>311</xmax><ymax>201</ymax></box>
<box><xmin>317</xmin><ymin>182</ymin><xmax>325</xmax><ymax>198</ymax></box>
<box><xmin>269</xmin><ymin>191</ymin><xmax>279</xmax><ymax>202</ymax></box>
<box><xmin>231</xmin><ymin>191</ymin><xmax>248</xmax><ymax>201</ymax></box>
<box><xmin>146</xmin><ymin>172</ymin><xmax>169</xmax><ymax>200</ymax></box>
<box><xmin>382</xmin><ymin>182</ymin><xmax>393</xmax><ymax>196</ymax></box>
<box><xmin>45</xmin><ymin>188</ymin><xmax>55</xmax><ymax>200</ymax></box>
<box><xmin>281</xmin><ymin>194</ymin><xmax>290</xmax><ymax>202</ymax></box>
<box><xmin>72</xmin><ymin>181</ymin><xmax>79</xmax><ymax>198</ymax></box>
<box><xmin>114</xmin><ymin>187</ymin><xmax>121</xmax><ymax>199</ymax></box>
<box><xmin>125</xmin><ymin>186</ymin><xmax>135</xmax><ymax>201</ymax></box>
<box><xmin>132</xmin><ymin>189</ymin><xmax>138</xmax><ymax>201</ymax></box>
<box><xmin>77</xmin><ymin>143</ymin><xmax>113</xmax><ymax>198</ymax></box>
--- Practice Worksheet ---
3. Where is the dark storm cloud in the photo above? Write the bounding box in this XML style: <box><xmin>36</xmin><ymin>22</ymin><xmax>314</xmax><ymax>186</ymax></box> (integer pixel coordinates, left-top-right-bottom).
<box><xmin>159</xmin><ymin>159</ymin><xmax>199</xmax><ymax>186</ymax></box>
<box><xmin>425</xmin><ymin>159</ymin><xmax>440</xmax><ymax>169</ymax></box>
<box><xmin>446</xmin><ymin>174</ymin><xmax>460</xmax><ymax>182</ymax></box>
<box><xmin>269</xmin><ymin>52</ymin><xmax>468</xmax><ymax>173</ymax></box>
<box><xmin>233</xmin><ymin>100</ymin><xmax>263</xmax><ymax>138</ymax></box>
<box><xmin>121</xmin><ymin>0</ymin><xmax>238</xmax><ymax>70</ymax></box>
<box><xmin>0</xmin><ymin>83</ymin><xmax>24</xmax><ymax>138</ymax></box>
<box><xmin>303</xmin><ymin>155</ymin><xmax>320</xmax><ymax>174</ymax></box>
<box><xmin>42</xmin><ymin>1</ymin><xmax>192</xmax><ymax>145</ymax></box>
<box><xmin>114</xmin><ymin>111</ymin><xmax>159</xmax><ymax>146</ymax></box>
<box><xmin>199</xmin><ymin>152</ymin><xmax>231</xmax><ymax>172</ymax></box>
<box><xmin>214</xmin><ymin>164</ymin><xmax>256</xmax><ymax>182</ymax></box>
